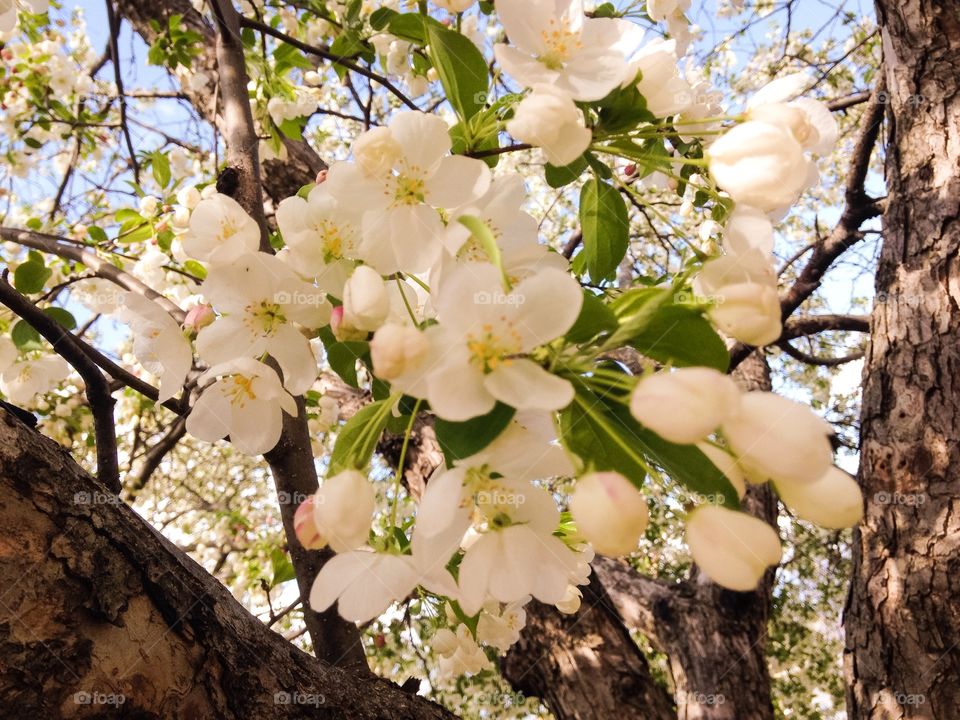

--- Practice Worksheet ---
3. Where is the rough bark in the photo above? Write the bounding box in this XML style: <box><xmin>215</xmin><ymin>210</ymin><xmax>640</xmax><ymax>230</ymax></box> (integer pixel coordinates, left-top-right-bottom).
<box><xmin>502</xmin><ymin>575</ymin><xmax>676</xmax><ymax>720</ymax></box>
<box><xmin>845</xmin><ymin>2</ymin><xmax>960</xmax><ymax>718</ymax></box>
<box><xmin>114</xmin><ymin>0</ymin><xmax>325</xmax><ymax>203</ymax></box>
<box><xmin>0</xmin><ymin>410</ymin><xmax>457</xmax><ymax>719</ymax></box>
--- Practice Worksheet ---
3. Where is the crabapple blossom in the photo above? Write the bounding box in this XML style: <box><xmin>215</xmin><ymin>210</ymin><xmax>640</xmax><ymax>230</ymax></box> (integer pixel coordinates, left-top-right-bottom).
<box><xmin>184</xmin><ymin>193</ymin><xmax>261</xmax><ymax>265</ymax></box>
<box><xmin>294</xmin><ymin>496</ymin><xmax>326</xmax><ymax>550</ymax></box>
<box><xmin>625</xmin><ymin>39</ymin><xmax>693</xmax><ymax>117</ymax></box>
<box><xmin>708</xmin><ymin>121</ymin><xmax>813</xmax><ymax>212</ymax></box>
<box><xmin>275</xmin><ymin>183</ymin><xmax>361</xmax><ymax>295</ymax></box>
<box><xmin>116</xmin><ymin>292</ymin><xmax>193</xmax><ymax>403</ymax></box>
<box><xmin>0</xmin><ymin>355</ymin><xmax>69</xmax><ymax>405</ymax></box>
<box><xmin>685</xmin><ymin>505</ymin><xmax>781</xmax><ymax>591</ymax></box>
<box><xmin>325</xmin><ymin>112</ymin><xmax>491</xmax><ymax>274</ymax></box>
<box><xmin>629</xmin><ymin>367</ymin><xmax>741</xmax><ymax>444</ymax></box>
<box><xmin>747</xmin><ymin>73</ymin><xmax>838</xmax><ymax>156</ymax></box>
<box><xmin>416</xmin><ymin>262</ymin><xmax>583</xmax><ymax>421</ymax></box>
<box><xmin>195</xmin><ymin>252</ymin><xmax>330</xmax><ymax>395</ymax></box>
<box><xmin>340</xmin><ymin>265</ymin><xmax>390</xmax><ymax>334</ymax></box>
<box><xmin>186</xmin><ymin>357</ymin><xmax>297</xmax><ymax>455</ymax></box>
<box><xmin>775</xmin><ymin>466</ymin><xmax>864</xmax><ymax>529</ymax></box>
<box><xmin>493</xmin><ymin>0</ymin><xmax>643</xmax><ymax>101</ymax></box>
<box><xmin>721</xmin><ymin>392</ymin><xmax>834</xmax><ymax>486</ymax></box>
<box><xmin>370</xmin><ymin>323</ymin><xmax>431</xmax><ymax>387</ymax></box>
<box><xmin>722</xmin><ymin>205</ymin><xmax>775</xmax><ymax>256</ymax></box>
<box><xmin>570</xmin><ymin>471</ymin><xmax>649</xmax><ymax>556</ymax></box>
<box><xmin>708</xmin><ymin>282</ymin><xmax>782</xmax><ymax>347</ymax></box>
<box><xmin>506</xmin><ymin>85</ymin><xmax>592</xmax><ymax>167</ymax></box>
<box><xmin>305</xmin><ymin>469</ymin><xmax>376</xmax><ymax>552</ymax></box>
<box><xmin>476</xmin><ymin>599</ymin><xmax>528</xmax><ymax>652</ymax></box>
<box><xmin>433</xmin><ymin>625</ymin><xmax>490</xmax><ymax>679</ymax></box>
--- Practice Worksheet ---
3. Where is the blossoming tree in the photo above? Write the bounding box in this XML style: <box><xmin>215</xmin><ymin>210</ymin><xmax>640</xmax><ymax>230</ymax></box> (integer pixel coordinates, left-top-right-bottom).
<box><xmin>1</xmin><ymin>0</ymin><xmax>956</xmax><ymax>718</ymax></box>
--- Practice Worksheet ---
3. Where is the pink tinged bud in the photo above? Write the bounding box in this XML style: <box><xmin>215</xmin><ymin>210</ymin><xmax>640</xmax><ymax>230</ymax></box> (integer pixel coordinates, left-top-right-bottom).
<box><xmin>315</xmin><ymin>169</ymin><xmax>328</xmax><ymax>184</ymax></box>
<box><xmin>184</xmin><ymin>304</ymin><xmax>216</xmax><ymax>332</ymax></box>
<box><xmin>330</xmin><ymin>305</ymin><xmax>344</xmax><ymax>336</ymax></box>
<box><xmin>570</xmin><ymin>472</ymin><xmax>648</xmax><ymax>556</ymax></box>
<box><xmin>294</xmin><ymin>496</ymin><xmax>327</xmax><ymax>550</ymax></box>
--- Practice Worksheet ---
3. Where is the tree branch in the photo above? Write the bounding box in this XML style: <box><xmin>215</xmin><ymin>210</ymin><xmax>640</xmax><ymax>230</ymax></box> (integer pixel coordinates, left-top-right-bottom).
<box><xmin>0</xmin><ymin>276</ymin><xmax>120</xmax><ymax>493</ymax></box>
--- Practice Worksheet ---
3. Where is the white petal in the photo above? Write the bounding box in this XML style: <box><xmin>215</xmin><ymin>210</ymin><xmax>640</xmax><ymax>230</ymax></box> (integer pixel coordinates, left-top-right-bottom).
<box><xmin>389</xmin><ymin>112</ymin><xmax>451</xmax><ymax>173</ymax></box>
<box><xmin>511</xmin><ymin>267</ymin><xmax>583</xmax><ymax>349</ymax></box>
<box><xmin>427</xmin><ymin>361</ymin><xmax>495</xmax><ymax>421</ymax></box>
<box><xmin>186</xmin><ymin>385</ymin><xmax>231</xmax><ymax>443</ymax></box>
<box><xmin>268</xmin><ymin>324</ymin><xmax>319</xmax><ymax>396</ymax></box>
<box><xmin>425</xmin><ymin>156</ymin><xmax>491</xmax><ymax>209</ymax></box>
<box><xmin>485</xmin><ymin>359</ymin><xmax>574</xmax><ymax>412</ymax></box>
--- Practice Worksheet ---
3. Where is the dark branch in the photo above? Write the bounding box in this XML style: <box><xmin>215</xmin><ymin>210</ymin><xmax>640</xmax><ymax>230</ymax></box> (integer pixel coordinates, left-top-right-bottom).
<box><xmin>0</xmin><ymin>275</ymin><xmax>120</xmax><ymax>492</ymax></box>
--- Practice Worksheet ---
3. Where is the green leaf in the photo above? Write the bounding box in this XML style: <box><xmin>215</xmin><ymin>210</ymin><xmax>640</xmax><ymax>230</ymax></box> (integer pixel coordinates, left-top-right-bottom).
<box><xmin>426</xmin><ymin>22</ymin><xmax>489</xmax><ymax>121</ymax></box>
<box><xmin>369</xmin><ymin>6</ymin><xmax>397</xmax><ymax>29</ymax></box>
<box><xmin>151</xmin><ymin>152</ymin><xmax>171</xmax><ymax>188</ymax></box>
<box><xmin>269</xmin><ymin>548</ymin><xmax>297</xmax><ymax>587</ymax></box>
<box><xmin>183</xmin><ymin>260</ymin><xmax>207</xmax><ymax>281</ymax></box>
<box><xmin>43</xmin><ymin>307</ymin><xmax>77</xmax><ymax>330</ymax></box>
<box><xmin>330</xmin><ymin>399</ymin><xmax>393</xmax><ymax>473</ymax></box>
<box><xmin>545</xmin><ymin>156</ymin><xmax>588</xmax><ymax>189</ymax></box>
<box><xmin>596</xmin><ymin>85</ymin><xmax>656</xmax><ymax>134</ymax></box>
<box><xmin>559</xmin><ymin>387</ymin><xmax>649</xmax><ymax>486</ymax></box>
<box><xmin>434</xmin><ymin>402</ymin><xmax>515</xmax><ymax>466</ymax></box>
<box><xmin>325</xmin><ymin>339</ymin><xmax>370</xmax><ymax>388</ymax></box>
<box><xmin>566</xmin><ymin>290</ymin><xmax>618</xmax><ymax>343</ymax></box>
<box><xmin>87</xmin><ymin>226</ymin><xmax>108</xmax><ymax>243</ymax></box>
<box><xmin>626</xmin><ymin>305</ymin><xmax>730</xmax><ymax>372</ymax></box>
<box><xmin>579</xmin><ymin>178</ymin><xmax>629</xmax><ymax>283</ymax></box>
<box><xmin>11</xmin><ymin>320</ymin><xmax>41</xmax><ymax>350</ymax></box>
<box><xmin>13</xmin><ymin>261</ymin><xmax>51</xmax><ymax>294</ymax></box>
<box><xmin>560</xmin><ymin>384</ymin><xmax>739</xmax><ymax>508</ymax></box>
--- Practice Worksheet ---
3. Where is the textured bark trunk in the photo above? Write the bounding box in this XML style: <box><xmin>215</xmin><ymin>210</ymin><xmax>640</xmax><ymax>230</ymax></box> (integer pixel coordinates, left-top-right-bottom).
<box><xmin>845</xmin><ymin>2</ymin><xmax>960</xmax><ymax>718</ymax></box>
<box><xmin>0</xmin><ymin>410</ymin><xmax>457</xmax><ymax>719</ymax></box>
<box><xmin>501</xmin><ymin>574</ymin><xmax>676</xmax><ymax>720</ymax></box>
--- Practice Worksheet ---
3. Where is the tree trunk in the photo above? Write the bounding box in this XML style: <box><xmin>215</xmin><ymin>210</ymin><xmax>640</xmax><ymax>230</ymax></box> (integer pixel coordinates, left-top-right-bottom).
<box><xmin>845</xmin><ymin>2</ymin><xmax>960</xmax><ymax>717</ymax></box>
<box><xmin>502</xmin><ymin>573</ymin><xmax>676</xmax><ymax>720</ymax></box>
<box><xmin>0</xmin><ymin>410</ymin><xmax>456</xmax><ymax>720</ymax></box>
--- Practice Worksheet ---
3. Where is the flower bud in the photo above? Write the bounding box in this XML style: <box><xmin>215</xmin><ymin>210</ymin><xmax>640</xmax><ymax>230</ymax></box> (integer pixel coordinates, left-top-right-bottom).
<box><xmin>721</xmin><ymin>392</ymin><xmax>833</xmax><ymax>486</ymax></box>
<box><xmin>696</xmin><ymin>442</ymin><xmax>746</xmax><ymax>498</ymax></box>
<box><xmin>555</xmin><ymin>585</ymin><xmax>582</xmax><ymax>615</ymax></box>
<box><xmin>341</xmin><ymin>265</ymin><xmax>390</xmax><ymax>333</ymax></box>
<box><xmin>506</xmin><ymin>84</ymin><xmax>592</xmax><ymax>167</ymax></box>
<box><xmin>685</xmin><ymin>505</ymin><xmax>781</xmax><ymax>591</ymax></box>
<box><xmin>139</xmin><ymin>195</ymin><xmax>160</xmax><ymax>216</ymax></box>
<box><xmin>708</xmin><ymin>121</ymin><xmax>808</xmax><ymax>212</ymax></box>
<box><xmin>294</xmin><ymin>496</ymin><xmax>327</xmax><ymax>550</ymax></box>
<box><xmin>353</xmin><ymin>126</ymin><xmax>403</xmax><ymax>177</ymax></box>
<box><xmin>570</xmin><ymin>472</ymin><xmax>648</xmax><ymax>556</ymax></box>
<box><xmin>176</xmin><ymin>186</ymin><xmax>201</xmax><ymax>210</ymax></box>
<box><xmin>183</xmin><ymin>304</ymin><xmax>216</xmax><ymax>333</ymax></box>
<box><xmin>709</xmin><ymin>281</ymin><xmax>782</xmax><ymax>347</ymax></box>
<box><xmin>370</xmin><ymin>323</ymin><xmax>430</xmax><ymax>380</ymax></box>
<box><xmin>313</xmin><ymin>469</ymin><xmax>376</xmax><ymax>552</ymax></box>
<box><xmin>775</xmin><ymin>466</ymin><xmax>863</xmax><ymax>529</ymax></box>
<box><xmin>629</xmin><ymin>367</ymin><xmax>741</xmax><ymax>444</ymax></box>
